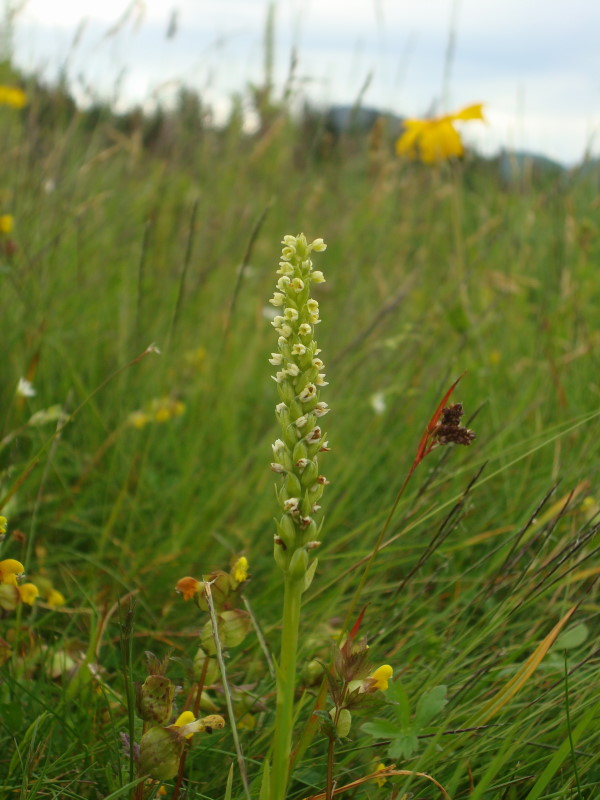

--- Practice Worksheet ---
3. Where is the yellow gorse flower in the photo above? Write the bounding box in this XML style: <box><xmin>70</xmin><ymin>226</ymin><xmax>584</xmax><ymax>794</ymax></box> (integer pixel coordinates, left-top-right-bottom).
<box><xmin>396</xmin><ymin>103</ymin><xmax>485</xmax><ymax>164</ymax></box>
<box><xmin>0</xmin><ymin>215</ymin><xmax>14</xmax><ymax>235</ymax></box>
<box><xmin>0</xmin><ymin>86</ymin><xmax>27</xmax><ymax>109</ymax></box>
<box><xmin>232</xmin><ymin>556</ymin><xmax>249</xmax><ymax>583</ymax></box>
<box><xmin>18</xmin><ymin>582</ymin><xmax>39</xmax><ymax>605</ymax></box>
<box><xmin>368</xmin><ymin>664</ymin><xmax>393</xmax><ymax>691</ymax></box>
<box><xmin>0</xmin><ymin>558</ymin><xmax>24</xmax><ymax>586</ymax></box>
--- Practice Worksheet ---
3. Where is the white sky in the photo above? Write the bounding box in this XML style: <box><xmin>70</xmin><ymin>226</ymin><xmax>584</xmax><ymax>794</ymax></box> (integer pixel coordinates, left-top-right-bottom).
<box><xmin>9</xmin><ymin>0</ymin><xmax>600</xmax><ymax>164</ymax></box>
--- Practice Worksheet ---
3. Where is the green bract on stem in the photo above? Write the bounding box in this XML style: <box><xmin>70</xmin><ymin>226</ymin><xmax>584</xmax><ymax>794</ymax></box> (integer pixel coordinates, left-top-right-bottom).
<box><xmin>269</xmin><ymin>234</ymin><xmax>330</xmax><ymax>800</ymax></box>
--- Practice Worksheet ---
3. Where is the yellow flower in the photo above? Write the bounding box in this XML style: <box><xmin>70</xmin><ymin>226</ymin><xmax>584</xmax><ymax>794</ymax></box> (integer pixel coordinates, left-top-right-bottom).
<box><xmin>176</xmin><ymin>576</ymin><xmax>202</xmax><ymax>601</ymax></box>
<box><xmin>373</xmin><ymin>763</ymin><xmax>388</xmax><ymax>788</ymax></box>
<box><xmin>232</xmin><ymin>556</ymin><xmax>249</xmax><ymax>584</ymax></box>
<box><xmin>0</xmin><ymin>558</ymin><xmax>24</xmax><ymax>586</ymax></box>
<box><xmin>47</xmin><ymin>588</ymin><xmax>66</xmax><ymax>607</ymax></box>
<box><xmin>0</xmin><ymin>214</ymin><xmax>14</xmax><ymax>234</ymax></box>
<box><xmin>368</xmin><ymin>664</ymin><xmax>393</xmax><ymax>691</ymax></box>
<box><xmin>174</xmin><ymin>710</ymin><xmax>196</xmax><ymax>738</ymax></box>
<box><xmin>128</xmin><ymin>410</ymin><xmax>150</xmax><ymax>429</ymax></box>
<box><xmin>0</xmin><ymin>515</ymin><xmax>7</xmax><ymax>535</ymax></box>
<box><xmin>0</xmin><ymin>86</ymin><xmax>27</xmax><ymax>109</ymax></box>
<box><xmin>396</xmin><ymin>103</ymin><xmax>485</xmax><ymax>164</ymax></box>
<box><xmin>18</xmin><ymin>582</ymin><xmax>39</xmax><ymax>605</ymax></box>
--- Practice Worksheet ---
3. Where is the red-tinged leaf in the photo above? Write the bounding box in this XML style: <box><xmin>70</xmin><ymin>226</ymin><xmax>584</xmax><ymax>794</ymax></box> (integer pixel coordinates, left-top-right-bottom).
<box><xmin>413</xmin><ymin>373</ymin><xmax>465</xmax><ymax>466</ymax></box>
<box><xmin>347</xmin><ymin>606</ymin><xmax>368</xmax><ymax>645</ymax></box>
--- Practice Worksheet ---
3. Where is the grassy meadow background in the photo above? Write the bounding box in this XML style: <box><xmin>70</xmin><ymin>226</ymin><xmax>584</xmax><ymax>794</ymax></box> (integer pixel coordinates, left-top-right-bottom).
<box><xmin>1</xmin><ymin>47</ymin><xmax>600</xmax><ymax>800</ymax></box>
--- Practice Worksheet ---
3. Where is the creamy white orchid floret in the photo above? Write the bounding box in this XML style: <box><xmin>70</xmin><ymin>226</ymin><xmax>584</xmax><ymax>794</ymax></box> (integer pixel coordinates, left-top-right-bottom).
<box><xmin>269</xmin><ymin>353</ymin><xmax>283</xmax><ymax>365</ymax></box>
<box><xmin>292</xmin><ymin>343</ymin><xmax>307</xmax><ymax>356</ymax></box>
<box><xmin>281</xmin><ymin>246</ymin><xmax>295</xmax><ymax>260</ymax></box>
<box><xmin>295</xmin><ymin>458</ymin><xmax>310</xmax><ymax>470</ymax></box>
<box><xmin>277</xmin><ymin>262</ymin><xmax>294</xmax><ymax>276</ymax></box>
<box><xmin>307</xmin><ymin>299</ymin><xmax>319</xmax><ymax>315</ymax></box>
<box><xmin>279</xmin><ymin>324</ymin><xmax>293</xmax><ymax>338</ymax></box>
<box><xmin>295</xmin><ymin>414</ymin><xmax>308</xmax><ymax>428</ymax></box>
<box><xmin>311</xmin><ymin>238</ymin><xmax>327</xmax><ymax>251</ymax></box>
<box><xmin>312</xmin><ymin>358</ymin><xmax>324</xmax><ymax>369</ymax></box>
<box><xmin>269</xmin><ymin>292</ymin><xmax>285</xmax><ymax>306</ymax></box>
<box><xmin>317</xmin><ymin>474</ymin><xmax>330</xmax><ymax>485</ymax></box>
<box><xmin>298</xmin><ymin>323</ymin><xmax>312</xmax><ymax>336</ymax></box>
<box><xmin>305</xmin><ymin>427</ymin><xmax>322</xmax><ymax>443</ymax></box>
<box><xmin>270</xmin><ymin>462</ymin><xmax>286</xmax><ymax>473</ymax></box>
<box><xmin>273</xmin><ymin>370</ymin><xmax>287</xmax><ymax>383</ymax></box>
<box><xmin>277</xmin><ymin>336</ymin><xmax>287</xmax><ymax>348</ymax></box>
<box><xmin>271</xmin><ymin>315</ymin><xmax>284</xmax><ymax>328</ymax></box>
<box><xmin>272</xmin><ymin>439</ymin><xmax>286</xmax><ymax>455</ymax></box>
<box><xmin>283</xmin><ymin>497</ymin><xmax>300</xmax><ymax>514</ymax></box>
<box><xmin>284</xmin><ymin>307</ymin><xmax>299</xmax><ymax>322</ymax></box>
<box><xmin>286</xmin><ymin>363</ymin><xmax>300</xmax><ymax>377</ymax></box>
<box><xmin>291</xmin><ymin>278</ymin><xmax>304</xmax><ymax>292</ymax></box>
<box><xmin>311</xmin><ymin>270</ymin><xmax>325</xmax><ymax>283</ymax></box>
<box><xmin>299</xmin><ymin>384</ymin><xmax>317</xmax><ymax>402</ymax></box>
<box><xmin>282</xmin><ymin>235</ymin><xmax>297</xmax><ymax>246</ymax></box>
<box><xmin>313</xmin><ymin>402</ymin><xmax>330</xmax><ymax>417</ymax></box>
<box><xmin>316</xmin><ymin>374</ymin><xmax>328</xmax><ymax>386</ymax></box>
<box><xmin>275</xmin><ymin>402</ymin><xmax>287</xmax><ymax>414</ymax></box>
<box><xmin>277</xmin><ymin>275</ymin><xmax>291</xmax><ymax>290</ymax></box>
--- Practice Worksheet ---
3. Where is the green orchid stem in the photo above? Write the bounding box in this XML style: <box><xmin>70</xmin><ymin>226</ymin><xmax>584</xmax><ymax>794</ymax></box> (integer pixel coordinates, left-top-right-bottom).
<box><xmin>271</xmin><ymin>572</ymin><xmax>303</xmax><ymax>800</ymax></box>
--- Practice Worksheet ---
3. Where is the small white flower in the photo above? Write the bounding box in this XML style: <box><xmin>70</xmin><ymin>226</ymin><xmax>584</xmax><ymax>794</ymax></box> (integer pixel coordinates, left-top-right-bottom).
<box><xmin>298</xmin><ymin>323</ymin><xmax>312</xmax><ymax>336</ymax></box>
<box><xmin>311</xmin><ymin>270</ymin><xmax>326</xmax><ymax>283</ymax></box>
<box><xmin>317</xmin><ymin>474</ymin><xmax>330</xmax><ymax>485</ymax></box>
<box><xmin>277</xmin><ymin>336</ymin><xmax>287</xmax><ymax>348</ymax></box>
<box><xmin>273</xmin><ymin>370</ymin><xmax>287</xmax><ymax>383</ymax></box>
<box><xmin>16</xmin><ymin>378</ymin><xmax>36</xmax><ymax>398</ymax></box>
<box><xmin>295</xmin><ymin>458</ymin><xmax>310</xmax><ymax>470</ymax></box>
<box><xmin>270</xmin><ymin>462</ymin><xmax>286</xmax><ymax>473</ymax></box>
<box><xmin>286</xmin><ymin>363</ymin><xmax>300</xmax><ymax>377</ymax></box>
<box><xmin>271</xmin><ymin>315</ymin><xmax>284</xmax><ymax>328</ymax></box>
<box><xmin>291</xmin><ymin>278</ymin><xmax>304</xmax><ymax>292</ymax></box>
<box><xmin>269</xmin><ymin>292</ymin><xmax>285</xmax><ymax>306</ymax></box>
<box><xmin>307</xmin><ymin>299</ymin><xmax>319</xmax><ymax>315</ymax></box>
<box><xmin>295</xmin><ymin>414</ymin><xmax>308</xmax><ymax>428</ymax></box>
<box><xmin>277</xmin><ymin>275</ymin><xmax>291</xmax><ymax>290</ymax></box>
<box><xmin>316</xmin><ymin>373</ymin><xmax>328</xmax><ymax>386</ymax></box>
<box><xmin>277</xmin><ymin>262</ymin><xmax>294</xmax><ymax>276</ymax></box>
<box><xmin>305</xmin><ymin>426</ymin><xmax>322</xmax><ymax>443</ymax></box>
<box><xmin>312</xmin><ymin>358</ymin><xmax>324</xmax><ymax>369</ymax></box>
<box><xmin>311</xmin><ymin>238</ymin><xmax>327</xmax><ymax>251</ymax></box>
<box><xmin>370</xmin><ymin>392</ymin><xmax>386</xmax><ymax>415</ymax></box>
<box><xmin>275</xmin><ymin>402</ymin><xmax>287</xmax><ymax>414</ymax></box>
<box><xmin>292</xmin><ymin>343</ymin><xmax>307</xmax><ymax>356</ymax></box>
<box><xmin>279</xmin><ymin>324</ymin><xmax>293</xmax><ymax>338</ymax></box>
<box><xmin>300</xmin><ymin>515</ymin><xmax>313</xmax><ymax>528</ymax></box>
<box><xmin>319</xmin><ymin>442</ymin><xmax>331</xmax><ymax>451</ymax></box>
<box><xmin>283</xmin><ymin>497</ymin><xmax>300</xmax><ymax>514</ymax></box>
<box><xmin>281</xmin><ymin>246</ymin><xmax>295</xmax><ymax>260</ymax></box>
<box><xmin>284</xmin><ymin>307</ymin><xmax>299</xmax><ymax>322</ymax></box>
<box><xmin>299</xmin><ymin>384</ymin><xmax>317</xmax><ymax>402</ymax></box>
<box><xmin>282</xmin><ymin>234</ymin><xmax>297</xmax><ymax>246</ymax></box>
<box><xmin>269</xmin><ymin>353</ymin><xmax>283</xmax><ymax>365</ymax></box>
<box><xmin>311</xmin><ymin>504</ymin><xmax>321</xmax><ymax>513</ymax></box>
<box><xmin>314</xmin><ymin>402</ymin><xmax>330</xmax><ymax>417</ymax></box>
<box><xmin>302</xmin><ymin>259</ymin><xmax>313</xmax><ymax>269</ymax></box>
<box><xmin>272</xmin><ymin>439</ymin><xmax>286</xmax><ymax>455</ymax></box>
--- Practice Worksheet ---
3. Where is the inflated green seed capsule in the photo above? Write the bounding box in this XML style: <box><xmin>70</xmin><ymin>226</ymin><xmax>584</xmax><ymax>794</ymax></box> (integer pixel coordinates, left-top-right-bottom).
<box><xmin>329</xmin><ymin>707</ymin><xmax>352</xmax><ymax>738</ymax></box>
<box><xmin>139</xmin><ymin>726</ymin><xmax>182</xmax><ymax>780</ymax></box>
<box><xmin>135</xmin><ymin>675</ymin><xmax>175</xmax><ymax>725</ymax></box>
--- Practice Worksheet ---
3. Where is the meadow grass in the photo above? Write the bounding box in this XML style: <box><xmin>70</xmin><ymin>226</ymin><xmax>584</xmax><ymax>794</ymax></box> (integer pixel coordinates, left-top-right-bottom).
<box><xmin>1</xmin><ymin>67</ymin><xmax>600</xmax><ymax>799</ymax></box>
